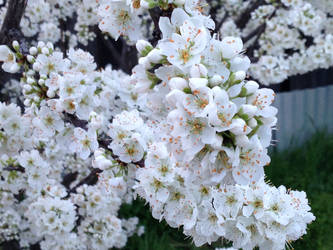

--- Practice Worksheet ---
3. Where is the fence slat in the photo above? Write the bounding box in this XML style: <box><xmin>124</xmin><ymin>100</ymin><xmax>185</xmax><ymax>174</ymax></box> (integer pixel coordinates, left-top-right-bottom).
<box><xmin>273</xmin><ymin>85</ymin><xmax>333</xmax><ymax>150</ymax></box>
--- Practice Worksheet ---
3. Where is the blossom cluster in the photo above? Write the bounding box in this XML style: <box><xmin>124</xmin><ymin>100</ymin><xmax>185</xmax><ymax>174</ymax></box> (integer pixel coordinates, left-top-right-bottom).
<box><xmin>1</xmin><ymin>0</ymin><xmax>333</xmax><ymax>85</ymax></box>
<box><xmin>216</xmin><ymin>0</ymin><xmax>333</xmax><ymax>85</ymax></box>
<box><xmin>129</xmin><ymin>5</ymin><xmax>313</xmax><ymax>249</ymax></box>
<box><xmin>0</xmin><ymin>0</ymin><xmax>317</xmax><ymax>249</ymax></box>
<box><xmin>0</xmin><ymin>42</ymin><xmax>145</xmax><ymax>249</ymax></box>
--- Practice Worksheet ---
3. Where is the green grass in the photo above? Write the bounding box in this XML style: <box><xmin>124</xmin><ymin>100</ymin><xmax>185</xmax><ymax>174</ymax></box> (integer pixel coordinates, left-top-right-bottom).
<box><xmin>119</xmin><ymin>131</ymin><xmax>333</xmax><ymax>250</ymax></box>
<box><xmin>266</xmin><ymin>131</ymin><xmax>333</xmax><ymax>250</ymax></box>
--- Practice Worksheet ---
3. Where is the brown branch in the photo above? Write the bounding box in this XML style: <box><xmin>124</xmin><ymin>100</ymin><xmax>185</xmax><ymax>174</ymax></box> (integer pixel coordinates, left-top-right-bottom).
<box><xmin>243</xmin><ymin>22</ymin><xmax>266</xmax><ymax>43</ymax></box>
<box><xmin>66</xmin><ymin>168</ymin><xmax>102</xmax><ymax>196</ymax></box>
<box><xmin>63</xmin><ymin>113</ymin><xmax>88</xmax><ymax>130</ymax></box>
<box><xmin>245</xmin><ymin>8</ymin><xmax>278</xmax><ymax>61</ymax></box>
<box><xmin>0</xmin><ymin>0</ymin><xmax>28</xmax><ymax>46</ymax></box>
<box><xmin>245</xmin><ymin>23</ymin><xmax>266</xmax><ymax>61</ymax></box>
<box><xmin>59</xmin><ymin>18</ymin><xmax>69</xmax><ymax>54</ymax></box>
<box><xmin>235</xmin><ymin>0</ymin><xmax>266</xmax><ymax>29</ymax></box>
<box><xmin>3</xmin><ymin>165</ymin><xmax>25</xmax><ymax>172</ymax></box>
<box><xmin>149</xmin><ymin>7</ymin><xmax>163</xmax><ymax>46</ymax></box>
<box><xmin>215</xmin><ymin>12</ymin><xmax>229</xmax><ymax>34</ymax></box>
<box><xmin>96</xmin><ymin>29</ymin><xmax>123</xmax><ymax>67</ymax></box>
<box><xmin>148</xmin><ymin>6</ymin><xmax>173</xmax><ymax>46</ymax></box>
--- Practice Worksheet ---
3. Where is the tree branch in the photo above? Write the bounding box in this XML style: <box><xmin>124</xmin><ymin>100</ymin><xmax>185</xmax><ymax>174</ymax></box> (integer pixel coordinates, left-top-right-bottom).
<box><xmin>215</xmin><ymin>12</ymin><xmax>229</xmax><ymax>33</ymax></box>
<box><xmin>242</xmin><ymin>22</ymin><xmax>266</xmax><ymax>43</ymax></box>
<box><xmin>148</xmin><ymin>6</ymin><xmax>173</xmax><ymax>46</ymax></box>
<box><xmin>66</xmin><ymin>168</ymin><xmax>102</xmax><ymax>196</ymax></box>
<box><xmin>245</xmin><ymin>8</ymin><xmax>278</xmax><ymax>61</ymax></box>
<box><xmin>0</xmin><ymin>0</ymin><xmax>28</xmax><ymax>46</ymax></box>
<box><xmin>235</xmin><ymin>0</ymin><xmax>265</xmax><ymax>29</ymax></box>
<box><xmin>3</xmin><ymin>165</ymin><xmax>25</xmax><ymax>172</ymax></box>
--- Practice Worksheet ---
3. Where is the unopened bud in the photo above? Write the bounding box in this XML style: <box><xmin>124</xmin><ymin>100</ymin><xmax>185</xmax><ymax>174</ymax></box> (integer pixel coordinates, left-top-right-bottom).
<box><xmin>12</xmin><ymin>41</ymin><xmax>19</xmax><ymax>51</ymax></box>
<box><xmin>210</xmin><ymin>74</ymin><xmax>223</xmax><ymax>86</ymax></box>
<box><xmin>42</xmin><ymin>47</ymin><xmax>49</xmax><ymax>55</ymax></box>
<box><xmin>138</xmin><ymin>57</ymin><xmax>151</xmax><ymax>69</ymax></box>
<box><xmin>136</xmin><ymin>40</ymin><xmax>153</xmax><ymax>56</ymax></box>
<box><xmin>29</xmin><ymin>47</ymin><xmax>38</xmax><ymax>55</ymax></box>
<box><xmin>47</xmin><ymin>89</ymin><xmax>55</xmax><ymax>98</ymax></box>
<box><xmin>190</xmin><ymin>64</ymin><xmax>208</xmax><ymax>78</ymax></box>
<box><xmin>23</xmin><ymin>84</ymin><xmax>32</xmax><ymax>91</ymax></box>
<box><xmin>241</xmin><ymin>104</ymin><xmax>257</xmax><ymax>117</ymax></box>
<box><xmin>248</xmin><ymin>118</ymin><xmax>258</xmax><ymax>128</ymax></box>
<box><xmin>235</xmin><ymin>134</ymin><xmax>250</xmax><ymax>147</ymax></box>
<box><xmin>27</xmin><ymin>77</ymin><xmax>35</xmax><ymax>84</ymax></box>
<box><xmin>234</xmin><ymin>71</ymin><xmax>246</xmax><ymax>82</ymax></box>
<box><xmin>37</xmin><ymin>41</ymin><xmax>45</xmax><ymax>48</ymax></box>
<box><xmin>46</xmin><ymin>42</ymin><xmax>54</xmax><ymax>50</ymax></box>
<box><xmin>189</xmin><ymin>78</ymin><xmax>208</xmax><ymax>90</ymax></box>
<box><xmin>168</xmin><ymin>77</ymin><xmax>188</xmax><ymax>90</ymax></box>
<box><xmin>244</xmin><ymin>80</ymin><xmax>259</xmax><ymax>95</ymax></box>
<box><xmin>24</xmin><ymin>99</ymin><xmax>31</xmax><ymax>106</ymax></box>
<box><xmin>147</xmin><ymin>49</ymin><xmax>163</xmax><ymax>63</ymax></box>
<box><xmin>27</xmin><ymin>55</ymin><xmax>35</xmax><ymax>63</ymax></box>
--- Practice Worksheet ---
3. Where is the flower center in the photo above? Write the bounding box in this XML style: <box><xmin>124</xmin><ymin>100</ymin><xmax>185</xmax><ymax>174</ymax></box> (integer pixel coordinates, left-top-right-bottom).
<box><xmin>180</xmin><ymin>49</ymin><xmax>190</xmax><ymax>63</ymax></box>
<box><xmin>7</xmin><ymin>53</ymin><xmax>14</xmax><ymax>62</ymax></box>
<box><xmin>118</xmin><ymin>10</ymin><xmax>130</xmax><ymax>24</ymax></box>
<box><xmin>187</xmin><ymin>118</ymin><xmax>205</xmax><ymax>134</ymax></box>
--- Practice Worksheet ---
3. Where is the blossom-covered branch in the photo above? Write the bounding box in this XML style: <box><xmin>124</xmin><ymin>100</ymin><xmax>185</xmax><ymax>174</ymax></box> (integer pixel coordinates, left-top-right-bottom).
<box><xmin>0</xmin><ymin>1</ymin><xmax>317</xmax><ymax>249</ymax></box>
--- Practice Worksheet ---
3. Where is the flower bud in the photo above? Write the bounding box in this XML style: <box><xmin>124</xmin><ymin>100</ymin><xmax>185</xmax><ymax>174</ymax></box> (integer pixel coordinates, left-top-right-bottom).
<box><xmin>89</xmin><ymin>111</ymin><xmax>104</xmax><ymax>129</ymax></box>
<box><xmin>168</xmin><ymin>77</ymin><xmax>188</xmax><ymax>90</ymax></box>
<box><xmin>241</xmin><ymin>104</ymin><xmax>257</xmax><ymax>117</ymax></box>
<box><xmin>37</xmin><ymin>41</ymin><xmax>45</xmax><ymax>48</ymax></box>
<box><xmin>230</xmin><ymin>118</ymin><xmax>251</xmax><ymax>135</ymax></box>
<box><xmin>23</xmin><ymin>84</ymin><xmax>32</xmax><ymax>91</ymax></box>
<box><xmin>12</xmin><ymin>41</ymin><xmax>19</xmax><ymax>50</ymax></box>
<box><xmin>33</xmin><ymin>96</ymin><xmax>40</xmax><ymax>102</ymax></box>
<box><xmin>244</xmin><ymin>80</ymin><xmax>259</xmax><ymax>95</ymax></box>
<box><xmin>138</xmin><ymin>57</ymin><xmax>151</xmax><ymax>69</ymax></box>
<box><xmin>93</xmin><ymin>157</ymin><xmax>112</xmax><ymax>170</ymax></box>
<box><xmin>234</xmin><ymin>71</ymin><xmax>246</xmax><ymax>82</ymax></box>
<box><xmin>33</xmin><ymin>62</ymin><xmax>41</xmax><ymax>72</ymax></box>
<box><xmin>40</xmin><ymin>74</ymin><xmax>47</xmax><ymax>80</ymax></box>
<box><xmin>24</xmin><ymin>99</ymin><xmax>31</xmax><ymax>106</ymax></box>
<box><xmin>8</xmin><ymin>63</ymin><xmax>20</xmax><ymax>73</ymax></box>
<box><xmin>136</xmin><ymin>40</ymin><xmax>153</xmax><ymax>56</ymax></box>
<box><xmin>235</xmin><ymin>134</ymin><xmax>250</xmax><ymax>147</ymax></box>
<box><xmin>147</xmin><ymin>49</ymin><xmax>163</xmax><ymax>63</ymax></box>
<box><xmin>27</xmin><ymin>77</ymin><xmax>35</xmax><ymax>84</ymax></box>
<box><xmin>29</xmin><ymin>47</ymin><xmax>38</xmax><ymax>55</ymax></box>
<box><xmin>189</xmin><ymin>78</ymin><xmax>208</xmax><ymax>90</ymax></box>
<box><xmin>248</xmin><ymin>118</ymin><xmax>258</xmax><ymax>128</ymax></box>
<box><xmin>27</xmin><ymin>70</ymin><xmax>35</xmax><ymax>76</ymax></box>
<box><xmin>42</xmin><ymin>47</ymin><xmax>49</xmax><ymax>55</ymax></box>
<box><xmin>27</xmin><ymin>55</ymin><xmax>35</xmax><ymax>63</ymax></box>
<box><xmin>209</xmin><ymin>74</ymin><xmax>223</xmax><ymax>86</ymax></box>
<box><xmin>47</xmin><ymin>89</ymin><xmax>55</xmax><ymax>98</ymax></box>
<box><xmin>46</xmin><ymin>42</ymin><xmax>54</xmax><ymax>50</ymax></box>
<box><xmin>166</xmin><ymin>89</ymin><xmax>185</xmax><ymax>106</ymax></box>
<box><xmin>94</xmin><ymin>148</ymin><xmax>105</xmax><ymax>158</ymax></box>
<box><xmin>190</xmin><ymin>64</ymin><xmax>208</xmax><ymax>78</ymax></box>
